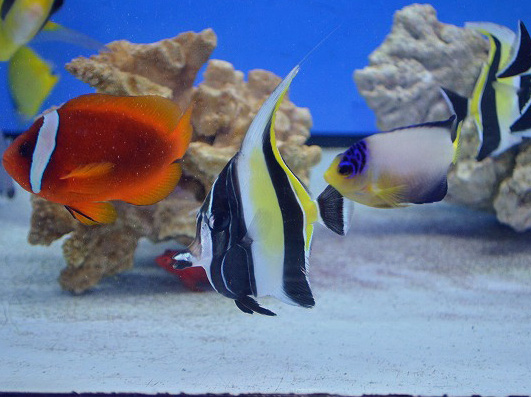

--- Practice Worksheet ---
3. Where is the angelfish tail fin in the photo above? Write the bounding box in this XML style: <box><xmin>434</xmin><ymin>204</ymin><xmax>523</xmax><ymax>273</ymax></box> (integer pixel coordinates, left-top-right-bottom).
<box><xmin>317</xmin><ymin>184</ymin><xmax>352</xmax><ymax>236</ymax></box>
<box><xmin>235</xmin><ymin>296</ymin><xmax>276</xmax><ymax>316</ymax></box>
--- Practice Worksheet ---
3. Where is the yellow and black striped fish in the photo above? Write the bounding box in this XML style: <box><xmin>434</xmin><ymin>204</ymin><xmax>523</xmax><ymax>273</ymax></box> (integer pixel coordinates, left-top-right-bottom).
<box><xmin>445</xmin><ymin>21</ymin><xmax>531</xmax><ymax>161</ymax></box>
<box><xmin>173</xmin><ymin>66</ymin><xmax>350</xmax><ymax>316</ymax></box>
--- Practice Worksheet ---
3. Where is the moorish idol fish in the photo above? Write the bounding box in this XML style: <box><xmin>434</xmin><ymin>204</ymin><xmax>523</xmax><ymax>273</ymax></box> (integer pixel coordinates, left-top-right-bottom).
<box><xmin>461</xmin><ymin>21</ymin><xmax>531</xmax><ymax>160</ymax></box>
<box><xmin>323</xmin><ymin>93</ymin><xmax>461</xmax><ymax>209</ymax></box>
<box><xmin>173</xmin><ymin>66</ymin><xmax>351</xmax><ymax>316</ymax></box>
<box><xmin>497</xmin><ymin>21</ymin><xmax>531</xmax><ymax>78</ymax></box>
<box><xmin>2</xmin><ymin>94</ymin><xmax>193</xmax><ymax>224</ymax></box>
<box><xmin>0</xmin><ymin>132</ymin><xmax>15</xmax><ymax>198</ymax></box>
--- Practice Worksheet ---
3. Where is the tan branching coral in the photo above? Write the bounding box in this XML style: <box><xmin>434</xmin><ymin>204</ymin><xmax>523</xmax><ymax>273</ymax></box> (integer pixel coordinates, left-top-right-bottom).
<box><xmin>28</xmin><ymin>29</ymin><xmax>321</xmax><ymax>292</ymax></box>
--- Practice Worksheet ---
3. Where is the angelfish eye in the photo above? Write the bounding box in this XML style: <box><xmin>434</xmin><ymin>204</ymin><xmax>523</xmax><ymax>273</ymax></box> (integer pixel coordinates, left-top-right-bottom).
<box><xmin>18</xmin><ymin>141</ymin><xmax>32</xmax><ymax>158</ymax></box>
<box><xmin>338</xmin><ymin>162</ymin><xmax>353</xmax><ymax>176</ymax></box>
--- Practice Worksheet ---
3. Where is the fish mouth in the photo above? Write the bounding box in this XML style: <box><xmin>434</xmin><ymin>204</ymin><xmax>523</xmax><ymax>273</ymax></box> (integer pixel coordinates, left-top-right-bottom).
<box><xmin>172</xmin><ymin>239</ymin><xmax>201</xmax><ymax>270</ymax></box>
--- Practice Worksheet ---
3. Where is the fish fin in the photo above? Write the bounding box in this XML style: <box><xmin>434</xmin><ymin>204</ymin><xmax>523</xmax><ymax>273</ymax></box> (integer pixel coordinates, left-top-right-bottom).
<box><xmin>8</xmin><ymin>46</ymin><xmax>59</xmax><ymax>119</ymax></box>
<box><xmin>120</xmin><ymin>163</ymin><xmax>182</xmax><ymax>205</ymax></box>
<box><xmin>440</xmin><ymin>88</ymin><xmax>468</xmax><ymax>140</ymax></box>
<box><xmin>37</xmin><ymin>21</ymin><xmax>106</xmax><ymax>52</ymax></box>
<box><xmin>497</xmin><ymin>21</ymin><xmax>531</xmax><ymax>78</ymax></box>
<box><xmin>452</xmin><ymin>119</ymin><xmax>463</xmax><ymax>164</ymax></box>
<box><xmin>465</xmin><ymin>22</ymin><xmax>516</xmax><ymax>46</ymax></box>
<box><xmin>372</xmin><ymin>176</ymin><xmax>407</xmax><ymax>208</ymax></box>
<box><xmin>492</xmin><ymin>80</ymin><xmax>520</xmax><ymax>95</ymax></box>
<box><xmin>171</xmin><ymin>104</ymin><xmax>193</xmax><ymax>159</ymax></box>
<box><xmin>60</xmin><ymin>162</ymin><xmax>114</xmax><ymax>180</ymax></box>
<box><xmin>234</xmin><ymin>296</ymin><xmax>276</xmax><ymax>316</ymax></box>
<box><xmin>411</xmin><ymin>178</ymin><xmax>448</xmax><ymax>205</ymax></box>
<box><xmin>511</xmin><ymin>99</ymin><xmax>531</xmax><ymax>133</ymax></box>
<box><xmin>62</xmin><ymin>94</ymin><xmax>183</xmax><ymax>136</ymax></box>
<box><xmin>316</xmin><ymin>184</ymin><xmax>352</xmax><ymax>236</ymax></box>
<box><xmin>65</xmin><ymin>202</ymin><xmax>117</xmax><ymax>225</ymax></box>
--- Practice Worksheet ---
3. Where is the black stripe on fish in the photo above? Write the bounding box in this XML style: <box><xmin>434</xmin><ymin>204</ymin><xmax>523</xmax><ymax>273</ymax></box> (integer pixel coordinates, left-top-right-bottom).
<box><xmin>262</xmin><ymin>120</ymin><xmax>314</xmax><ymax>308</ymax></box>
<box><xmin>477</xmin><ymin>35</ymin><xmax>503</xmax><ymax>161</ymax></box>
<box><xmin>498</xmin><ymin>21</ymin><xmax>531</xmax><ymax>79</ymax></box>
<box><xmin>511</xmin><ymin>101</ymin><xmax>531</xmax><ymax>133</ymax></box>
<box><xmin>519</xmin><ymin>75</ymin><xmax>531</xmax><ymax>111</ymax></box>
<box><xmin>0</xmin><ymin>0</ymin><xmax>14</xmax><ymax>20</ymax></box>
<box><xmin>387</xmin><ymin>115</ymin><xmax>456</xmax><ymax>134</ymax></box>
<box><xmin>202</xmin><ymin>157</ymin><xmax>260</xmax><ymax>311</ymax></box>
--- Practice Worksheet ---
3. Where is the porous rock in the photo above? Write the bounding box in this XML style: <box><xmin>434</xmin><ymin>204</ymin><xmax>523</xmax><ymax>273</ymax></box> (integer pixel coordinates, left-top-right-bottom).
<box><xmin>29</xmin><ymin>29</ymin><xmax>320</xmax><ymax>292</ymax></box>
<box><xmin>354</xmin><ymin>4</ymin><xmax>530</xmax><ymax>231</ymax></box>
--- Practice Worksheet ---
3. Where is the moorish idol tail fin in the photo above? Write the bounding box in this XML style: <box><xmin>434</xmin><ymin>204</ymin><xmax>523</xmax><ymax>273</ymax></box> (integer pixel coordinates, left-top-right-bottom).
<box><xmin>235</xmin><ymin>296</ymin><xmax>276</xmax><ymax>316</ymax></box>
<box><xmin>497</xmin><ymin>21</ymin><xmax>531</xmax><ymax>78</ymax></box>
<box><xmin>317</xmin><ymin>184</ymin><xmax>352</xmax><ymax>236</ymax></box>
<box><xmin>510</xmin><ymin>99</ymin><xmax>531</xmax><ymax>134</ymax></box>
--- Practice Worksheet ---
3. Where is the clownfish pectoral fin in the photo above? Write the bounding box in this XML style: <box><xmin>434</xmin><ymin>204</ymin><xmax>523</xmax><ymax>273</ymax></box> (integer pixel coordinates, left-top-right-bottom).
<box><xmin>234</xmin><ymin>296</ymin><xmax>276</xmax><ymax>316</ymax></box>
<box><xmin>120</xmin><ymin>163</ymin><xmax>182</xmax><ymax>206</ymax></box>
<box><xmin>171</xmin><ymin>105</ymin><xmax>194</xmax><ymax>160</ymax></box>
<box><xmin>65</xmin><ymin>201</ymin><xmax>117</xmax><ymax>225</ymax></box>
<box><xmin>60</xmin><ymin>162</ymin><xmax>114</xmax><ymax>180</ymax></box>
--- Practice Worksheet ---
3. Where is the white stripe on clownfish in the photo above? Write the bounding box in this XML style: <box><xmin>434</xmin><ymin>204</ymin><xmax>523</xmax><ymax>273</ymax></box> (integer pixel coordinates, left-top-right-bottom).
<box><xmin>30</xmin><ymin>110</ymin><xmax>59</xmax><ymax>194</ymax></box>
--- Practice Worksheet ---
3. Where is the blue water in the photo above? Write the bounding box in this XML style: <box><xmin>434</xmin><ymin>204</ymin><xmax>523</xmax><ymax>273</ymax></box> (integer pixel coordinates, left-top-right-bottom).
<box><xmin>1</xmin><ymin>0</ymin><xmax>530</xmax><ymax>135</ymax></box>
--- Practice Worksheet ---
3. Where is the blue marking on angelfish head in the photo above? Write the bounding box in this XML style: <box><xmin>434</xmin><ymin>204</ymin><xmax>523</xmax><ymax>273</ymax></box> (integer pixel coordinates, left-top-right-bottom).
<box><xmin>338</xmin><ymin>140</ymin><xmax>368</xmax><ymax>178</ymax></box>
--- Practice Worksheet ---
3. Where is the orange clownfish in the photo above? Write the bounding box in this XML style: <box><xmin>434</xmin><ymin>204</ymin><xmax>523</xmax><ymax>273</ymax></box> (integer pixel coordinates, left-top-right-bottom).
<box><xmin>2</xmin><ymin>93</ymin><xmax>193</xmax><ymax>225</ymax></box>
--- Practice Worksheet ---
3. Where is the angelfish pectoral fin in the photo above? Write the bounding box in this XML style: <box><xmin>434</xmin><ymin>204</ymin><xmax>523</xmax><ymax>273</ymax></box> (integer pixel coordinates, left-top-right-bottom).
<box><xmin>234</xmin><ymin>296</ymin><xmax>276</xmax><ymax>316</ymax></box>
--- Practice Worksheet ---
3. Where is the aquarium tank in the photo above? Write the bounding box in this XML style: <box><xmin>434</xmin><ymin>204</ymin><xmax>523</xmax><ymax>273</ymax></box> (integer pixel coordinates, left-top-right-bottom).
<box><xmin>1</xmin><ymin>0</ymin><xmax>531</xmax><ymax>395</ymax></box>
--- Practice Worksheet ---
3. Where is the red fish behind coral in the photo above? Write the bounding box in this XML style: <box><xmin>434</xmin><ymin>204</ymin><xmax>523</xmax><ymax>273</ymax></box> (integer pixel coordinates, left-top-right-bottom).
<box><xmin>155</xmin><ymin>249</ymin><xmax>210</xmax><ymax>291</ymax></box>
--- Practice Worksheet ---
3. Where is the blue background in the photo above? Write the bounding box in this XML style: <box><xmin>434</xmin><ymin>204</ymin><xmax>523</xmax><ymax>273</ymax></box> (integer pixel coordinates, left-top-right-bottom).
<box><xmin>1</xmin><ymin>0</ymin><xmax>530</xmax><ymax>135</ymax></box>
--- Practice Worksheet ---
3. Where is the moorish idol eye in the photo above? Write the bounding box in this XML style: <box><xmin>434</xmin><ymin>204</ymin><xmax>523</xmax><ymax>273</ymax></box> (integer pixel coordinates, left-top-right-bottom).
<box><xmin>338</xmin><ymin>162</ymin><xmax>354</xmax><ymax>176</ymax></box>
<box><xmin>207</xmin><ymin>213</ymin><xmax>230</xmax><ymax>231</ymax></box>
<box><xmin>18</xmin><ymin>140</ymin><xmax>33</xmax><ymax>158</ymax></box>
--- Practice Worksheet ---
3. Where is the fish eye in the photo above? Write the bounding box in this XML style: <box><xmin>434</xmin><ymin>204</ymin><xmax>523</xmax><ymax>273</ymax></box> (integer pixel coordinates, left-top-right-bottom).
<box><xmin>208</xmin><ymin>213</ymin><xmax>230</xmax><ymax>231</ymax></box>
<box><xmin>338</xmin><ymin>163</ymin><xmax>353</xmax><ymax>176</ymax></box>
<box><xmin>18</xmin><ymin>141</ymin><xmax>33</xmax><ymax>158</ymax></box>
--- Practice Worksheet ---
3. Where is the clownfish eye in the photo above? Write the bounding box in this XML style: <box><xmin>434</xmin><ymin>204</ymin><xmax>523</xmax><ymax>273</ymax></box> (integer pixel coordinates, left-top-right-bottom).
<box><xmin>338</xmin><ymin>162</ymin><xmax>353</xmax><ymax>176</ymax></box>
<box><xmin>18</xmin><ymin>141</ymin><xmax>33</xmax><ymax>158</ymax></box>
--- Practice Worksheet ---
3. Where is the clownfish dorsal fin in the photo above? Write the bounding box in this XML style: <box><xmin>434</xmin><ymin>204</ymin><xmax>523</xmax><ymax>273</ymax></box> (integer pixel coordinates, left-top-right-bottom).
<box><xmin>60</xmin><ymin>162</ymin><xmax>114</xmax><ymax>180</ymax></box>
<box><xmin>65</xmin><ymin>201</ymin><xmax>117</xmax><ymax>225</ymax></box>
<box><xmin>61</xmin><ymin>94</ymin><xmax>184</xmax><ymax>136</ymax></box>
<box><xmin>119</xmin><ymin>162</ymin><xmax>182</xmax><ymax>206</ymax></box>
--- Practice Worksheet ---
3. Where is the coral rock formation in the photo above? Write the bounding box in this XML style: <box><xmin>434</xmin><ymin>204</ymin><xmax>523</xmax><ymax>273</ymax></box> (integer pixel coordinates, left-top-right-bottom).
<box><xmin>354</xmin><ymin>4</ymin><xmax>531</xmax><ymax>231</ymax></box>
<box><xmin>29</xmin><ymin>29</ymin><xmax>320</xmax><ymax>292</ymax></box>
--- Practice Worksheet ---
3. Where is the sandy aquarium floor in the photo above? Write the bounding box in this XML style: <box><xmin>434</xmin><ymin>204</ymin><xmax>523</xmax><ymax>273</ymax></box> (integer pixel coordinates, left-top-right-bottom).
<box><xmin>1</xmin><ymin>149</ymin><xmax>531</xmax><ymax>395</ymax></box>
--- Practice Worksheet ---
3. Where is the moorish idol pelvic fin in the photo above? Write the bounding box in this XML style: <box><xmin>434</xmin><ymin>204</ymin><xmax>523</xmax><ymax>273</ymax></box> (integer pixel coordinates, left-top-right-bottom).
<box><xmin>173</xmin><ymin>65</ymin><xmax>351</xmax><ymax>316</ymax></box>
